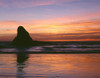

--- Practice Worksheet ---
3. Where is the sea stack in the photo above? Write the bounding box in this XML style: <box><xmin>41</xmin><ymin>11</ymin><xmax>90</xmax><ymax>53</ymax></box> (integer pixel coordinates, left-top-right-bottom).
<box><xmin>12</xmin><ymin>26</ymin><xmax>33</xmax><ymax>46</ymax></box>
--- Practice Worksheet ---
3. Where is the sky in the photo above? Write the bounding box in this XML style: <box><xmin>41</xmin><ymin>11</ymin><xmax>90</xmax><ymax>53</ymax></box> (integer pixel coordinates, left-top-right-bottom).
<box><xmin>0</xmin><ymin>0</ymin><xmax>100</xmax><ymax>41</ymax></box>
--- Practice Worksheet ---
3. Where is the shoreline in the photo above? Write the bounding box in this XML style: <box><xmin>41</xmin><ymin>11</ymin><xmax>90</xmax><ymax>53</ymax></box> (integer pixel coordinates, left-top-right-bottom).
<box><xmin>0</xmin><ymin>51</ymin><xmax>100</xmax><ymax>54</ymax></box>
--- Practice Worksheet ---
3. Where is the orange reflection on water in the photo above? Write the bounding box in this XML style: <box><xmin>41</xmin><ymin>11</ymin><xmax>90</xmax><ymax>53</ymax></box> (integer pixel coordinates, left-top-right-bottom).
<box><xmin>28</xmin><ymin>54</ymin><xmax>100</xmax><ymax>77</ymax></box>
<box><xmin>0</xmin><ymin>54</ymin><xmax>100</xmax><ymax>78</ymax></box>
<box><xmin>0</xmin><ymin>54</ymin><xmax>17</xmax><ymax>76</ymax></box>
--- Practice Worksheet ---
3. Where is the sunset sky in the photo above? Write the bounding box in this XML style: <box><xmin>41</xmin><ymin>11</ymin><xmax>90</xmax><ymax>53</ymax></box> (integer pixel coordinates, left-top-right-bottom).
<box><xmin>0</xmin><ymin>0</ymin><xmax>100</xmax><ymax>41</ymax></box>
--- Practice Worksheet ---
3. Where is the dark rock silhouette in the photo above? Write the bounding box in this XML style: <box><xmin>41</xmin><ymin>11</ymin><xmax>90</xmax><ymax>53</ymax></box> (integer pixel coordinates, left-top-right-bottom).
<box><xmin>12</xmin><ymin>26</ymin><xmax>33</xmax><ymax>46</ymax></box>
<box><xmin>0</xmin><ymin>45</ymin><xmax>4</xmax><ymax>48</ymax></box>
<box><xmin>12</xmin><ymin>26</ymin><xmax>52</xmax><ymax>47</ymax></box>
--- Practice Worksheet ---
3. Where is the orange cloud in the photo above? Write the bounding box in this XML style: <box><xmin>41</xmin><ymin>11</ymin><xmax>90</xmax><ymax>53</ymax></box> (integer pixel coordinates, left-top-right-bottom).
<box><xmin>23</xmin><ymin>19</ymin><xmax>100</xmax><ymax>41</ymax></box>
<box><xmin>0</xmin><ymin>13</ymin><xmax>100</xmax><ymax>41</ymax></box>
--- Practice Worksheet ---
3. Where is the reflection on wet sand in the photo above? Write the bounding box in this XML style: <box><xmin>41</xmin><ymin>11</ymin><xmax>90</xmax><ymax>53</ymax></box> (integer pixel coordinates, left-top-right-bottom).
<box><xmin>0</xmin><ymin>54</ymin><xmax>100</xmax><ymax>78</ymax></box>
<box><xmin>16</xmin><ymin>53</ymin><xmax>29</xmax><ymax>78</ymax></box>
<box><xmin>27</xmin><ymin>54</ymin><xmax>100</xmax><ymax>78</ymax></box>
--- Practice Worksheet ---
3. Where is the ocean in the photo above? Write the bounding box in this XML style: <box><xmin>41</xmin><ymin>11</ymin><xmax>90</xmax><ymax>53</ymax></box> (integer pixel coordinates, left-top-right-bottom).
<box><xmin>0</xmin><ymin>41</ymin><xmax>100</xmax><ymax>53</ymax></box>
<box><xmin>0</xmin><ymin>41</ymin><xmax>100</xmax><ymax>78</ymax></box>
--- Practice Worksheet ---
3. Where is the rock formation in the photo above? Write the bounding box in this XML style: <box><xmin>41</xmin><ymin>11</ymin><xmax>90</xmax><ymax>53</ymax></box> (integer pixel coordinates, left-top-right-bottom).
<box><xmin>12</xmin><ymin>26</ymin><xmax>33</xmax><ymax>46</ymax></box>
<box><xmin>0</xmin><ymin>45</ymin><xmax>4</xmax><ymax>48</ymax></box>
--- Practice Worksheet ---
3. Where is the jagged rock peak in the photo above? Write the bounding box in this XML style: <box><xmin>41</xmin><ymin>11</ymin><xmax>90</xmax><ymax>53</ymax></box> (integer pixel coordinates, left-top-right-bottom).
<box><xmin>12</xmin><ymin>26</ymin><xmax>33</xmax><ymax>46</ymax></box>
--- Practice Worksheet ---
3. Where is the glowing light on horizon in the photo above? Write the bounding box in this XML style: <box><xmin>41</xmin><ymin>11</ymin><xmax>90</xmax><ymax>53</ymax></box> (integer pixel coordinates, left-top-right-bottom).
<box><xmin>0</xmin><ymin>0</ymin><xmax>100</xmax><ymax>41</ymax></box>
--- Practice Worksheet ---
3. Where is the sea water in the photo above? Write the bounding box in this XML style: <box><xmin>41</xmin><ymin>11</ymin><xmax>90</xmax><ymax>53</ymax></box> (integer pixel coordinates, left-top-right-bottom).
<box><xmin>0</xmin><ymin>41</ymin><xmax>100</xmax><ymax>52</ymax></box>
<box><xmin>0</xmin><ymin>41</ymin><xmax>100</xmax><ymax>78</ymax></box>
<box><xmin>0</xmin><ymin>54</ymin><xmax>100</xmax><ymax>78</ymax></box>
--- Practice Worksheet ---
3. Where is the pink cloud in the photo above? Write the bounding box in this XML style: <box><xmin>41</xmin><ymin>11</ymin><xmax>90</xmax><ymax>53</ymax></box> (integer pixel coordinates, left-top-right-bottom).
<box><xmin>0</xmin><ymin>0</ymin><xmax>6</xmax><ymax>7</ymax></box>
<box><xmin>0</xmin><ymin>0</ymin><xmax>79</xmax><ymax>8</ymax></box>
<box><xmin>0</xmin><ymin>10</ymin><xmax>100</xmax><ymax>35</ymax></box>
